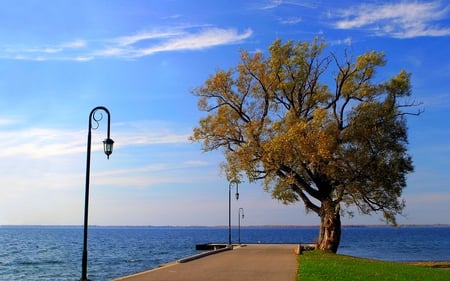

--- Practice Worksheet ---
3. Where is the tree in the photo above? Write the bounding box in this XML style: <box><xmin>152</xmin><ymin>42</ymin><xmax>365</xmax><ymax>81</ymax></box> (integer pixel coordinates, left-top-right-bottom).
<box><xmin>190</xmin><ymin>38</ymin><xmax>418</xmax><ymax>252</ymax></box>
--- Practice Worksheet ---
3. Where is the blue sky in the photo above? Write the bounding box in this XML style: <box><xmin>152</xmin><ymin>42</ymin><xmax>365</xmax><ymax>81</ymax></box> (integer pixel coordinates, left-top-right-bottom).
<box><xmin>0</xmin><ymin>0</ymin><xmax>449</xmax><ymax>226</ymax></box>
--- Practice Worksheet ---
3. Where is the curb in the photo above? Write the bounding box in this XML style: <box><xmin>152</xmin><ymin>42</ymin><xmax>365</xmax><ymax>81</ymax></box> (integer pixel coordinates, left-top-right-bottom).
<box><xmin>177</xmin><ymin>245</ymin><xmax>233</xmax><ymax>263</ymax></box>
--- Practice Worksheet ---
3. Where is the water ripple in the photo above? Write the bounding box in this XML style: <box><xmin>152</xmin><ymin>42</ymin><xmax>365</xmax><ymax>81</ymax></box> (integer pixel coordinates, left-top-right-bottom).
<box><xmin>1</xmin><ymin>226</ymin><xmax>449</xmax><ymax>280</ymax></box>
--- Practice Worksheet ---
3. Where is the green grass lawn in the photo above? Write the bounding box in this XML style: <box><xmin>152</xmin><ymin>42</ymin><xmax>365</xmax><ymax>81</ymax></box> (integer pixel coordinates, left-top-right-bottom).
<box><xmin>297</xmin><ymin>250</ymin><xmax>450</xmax><ymax>281</ymax></box>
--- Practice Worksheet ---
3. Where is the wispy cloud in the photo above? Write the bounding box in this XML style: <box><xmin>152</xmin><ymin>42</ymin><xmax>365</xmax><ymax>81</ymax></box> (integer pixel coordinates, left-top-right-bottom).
<box><xmin>93</xmin><ymin>159</ymin><xmax>215</xmax><ymax>188</ymax></box>
<box><xmin>0</xmin><ymin>120</ymin><xmax>190</xmax><ymax>159</ymax></box>
<box><xmin>257</xmin><ymin>0</ymin><xmax>316</xmax><ymax>10</ymax></box>
<box><xmin>0</xmin><ymin>117</ymin><xmax>23</xmax><ymax>126</ymax></box>
<box><xmin>0</xmin><ymin>128</ymin><xmax>85</xmax><ymax>158</ymax></box>
<box><xmin>329</xmin><ymin>36</ymin><xmax>353</xmax><ymax>46</ymax></box>
<box><xmin>0</xmin><ymin>26</ymin><xmax>252</xmax><ymax>61</ymax></box>
<box><xmin>0</xmin><ymin>117</ymin><xmax>214</xmax><ymax>207</ymax></box>
<box><xmin>332</xmin><ymin>1</ymin><xmax>450</xmax><ymax>38</ymax></box>
<box><xmin>61</xmin><ymin>40</ymin><xmax>87</xmax><ymax>48</ymax></box>
<box><xmin>114</xmin><ymin>30</ymin><xmax>184</xmax><ymax>46</ymax></box>
<box><xmin>96</xmin><ymin>27</ymin><xmax>253</xmax><ymax>59</ymax></box>
<box><xmin>0</xmin><ymin>39</ymin><xmax>88</xmax><ymax>60</ymax></box>
<box><xmin>258</xmin><ymin>0</ymin><xmax>283</xmax><ymax>10</ymax></box>
<box><xmin>279</xmin><ymin>17</ymin><xmax>302</xmax><ymax>24</ymax></box>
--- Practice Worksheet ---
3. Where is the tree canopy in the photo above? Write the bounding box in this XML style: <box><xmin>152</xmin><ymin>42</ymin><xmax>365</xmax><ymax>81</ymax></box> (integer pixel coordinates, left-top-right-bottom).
<box><xmin>190</xmin><ymin>38</ymin><xmax>417</xmax><ymax>252</ymax></box>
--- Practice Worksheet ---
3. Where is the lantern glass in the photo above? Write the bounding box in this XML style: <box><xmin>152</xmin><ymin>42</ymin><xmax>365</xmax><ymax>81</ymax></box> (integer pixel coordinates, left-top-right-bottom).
<box><xmin>103</xmin><ymin>138</ymin><xmax>114</xmax><ymax>159</ymax></box>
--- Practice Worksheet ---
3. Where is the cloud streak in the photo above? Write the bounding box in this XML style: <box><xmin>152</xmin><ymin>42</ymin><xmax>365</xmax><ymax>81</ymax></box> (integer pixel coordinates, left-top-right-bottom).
<box><xmin>0</xmin><ymin>26</ymin><xmax>253</xmax><ymax>61</ymax></box>
<box><xmin>0</xmin><ymin>121</ymin><xmax>190</xmax><ymax>159</ymax></box>
<box><xmin>256</xmin><ymin>0</ymin><xmax>316</xmax><ymax>10</ymax></box>
<box><xmin>332</xmin><ymin>1</ymin><xmax>450</xmax><ymax>38</ymax></box>
<box><xmin>259</xmin><ymin>0</ymin><xmax>283</xmax><ymax>10</ymax></box>
<box><xmin>96</xmin><ymin>27</ymin><xmax>253</xmax><ymax>58</ymax></box>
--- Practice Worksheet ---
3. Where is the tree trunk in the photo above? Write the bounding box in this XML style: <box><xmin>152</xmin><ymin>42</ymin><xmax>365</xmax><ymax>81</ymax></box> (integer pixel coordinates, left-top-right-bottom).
<box><xmin>317</xmin><ymin>201</ymin><xmax>341</xmax><ymax>253</ymax></box>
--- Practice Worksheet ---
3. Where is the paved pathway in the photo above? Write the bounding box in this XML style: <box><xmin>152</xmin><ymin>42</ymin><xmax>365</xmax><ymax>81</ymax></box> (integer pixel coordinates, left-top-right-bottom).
<box><xmin>113</xmin><ymin>244</ymin><xmax>298</xmax><ymax>281</ymax></box>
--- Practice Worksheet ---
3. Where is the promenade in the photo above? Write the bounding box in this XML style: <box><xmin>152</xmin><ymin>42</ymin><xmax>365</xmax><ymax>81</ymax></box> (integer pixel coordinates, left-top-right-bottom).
<box><xmin>114</xmin><ymin>244</ymin><xmax>298</xmax><ymax>281</ymax></box>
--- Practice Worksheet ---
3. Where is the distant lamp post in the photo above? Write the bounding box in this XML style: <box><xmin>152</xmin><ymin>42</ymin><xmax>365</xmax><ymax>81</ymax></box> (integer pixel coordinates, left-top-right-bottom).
<box><xmin>238</xmin><ymin>208</ymin><xmax>244</xmax><ymax>245</ymax></box>
<box><xmin>80</xmin><ymin>106</ymin><xmax>114</xmax><ymax>281</ymax></box>
<box><xmin>228</xmin><ymin>180</ymin><xmax>239</xmax><ymax>246</ymax></box>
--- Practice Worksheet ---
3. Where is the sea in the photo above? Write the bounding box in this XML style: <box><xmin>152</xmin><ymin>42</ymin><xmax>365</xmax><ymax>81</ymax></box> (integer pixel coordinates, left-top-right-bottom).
<box><xmin>0</xmin><ymin>225</ymin><xmax>449</xmax><ymax>281</ymax></box>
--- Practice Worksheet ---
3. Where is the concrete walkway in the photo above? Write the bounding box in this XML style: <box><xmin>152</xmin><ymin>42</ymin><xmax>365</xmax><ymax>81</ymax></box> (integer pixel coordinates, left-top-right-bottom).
<box><xmin>113</xmin><ymin>244</ymin><xmax>298</xmax><ymax>281</ymax></box>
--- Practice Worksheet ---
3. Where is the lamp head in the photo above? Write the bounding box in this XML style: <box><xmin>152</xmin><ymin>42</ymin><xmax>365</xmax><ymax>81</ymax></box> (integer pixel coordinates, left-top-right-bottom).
<box><xmin>103</xmin><ymin>138</ymin><xmax>114</xmax><ymax>159</ymax></box>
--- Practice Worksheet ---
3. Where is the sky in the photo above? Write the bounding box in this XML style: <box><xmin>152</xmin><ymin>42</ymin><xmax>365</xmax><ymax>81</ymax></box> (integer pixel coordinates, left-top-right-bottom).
<box><xmin>0</xmin><ymin>0</ymin><xmax>449</xmax><ymax>227</ymax></box>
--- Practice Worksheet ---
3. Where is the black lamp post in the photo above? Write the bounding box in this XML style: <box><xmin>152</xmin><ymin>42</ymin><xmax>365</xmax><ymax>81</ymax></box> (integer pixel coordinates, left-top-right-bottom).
<box><xmin>228</xmin><ymin>180</ymin><xmax>239</xmax><ymax>246</ymax></box>
<box><xmin>80</xmin><ymin>106</ymin><xmax>114</xmax><ymax>281</ymax></box>
<box><xmin>238</xmin><ymin>207</ymin><xmax>244</xmax><ymax>245</ymax></box>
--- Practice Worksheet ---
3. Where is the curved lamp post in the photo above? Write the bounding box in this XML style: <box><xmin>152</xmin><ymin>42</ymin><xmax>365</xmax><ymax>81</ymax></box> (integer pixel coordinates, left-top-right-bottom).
<box><xmin>228</xmin><ymin>180</ymin><xmax>239</xmax><ymax>246</ymax></box>
<box><xmin>80</xmin><ymin>106</ymin><xmax>114</xmax><ymax>281</ymax></box>
<box><xmin>238</xmin><ymin>207</ymin><xmax>244</xmax><ymax>245</ymax></box>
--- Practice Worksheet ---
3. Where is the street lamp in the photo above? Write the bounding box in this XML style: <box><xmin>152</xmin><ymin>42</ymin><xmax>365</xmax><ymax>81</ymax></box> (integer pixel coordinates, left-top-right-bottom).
<box><xmin>80</xmin><ymin>106</ymin><xmax>114</xmax><ymax>281</ymax></box>
<box><xmin>228</xmin><ymin>180</ymin><xmax>239</xmax><ymax>246</ymax></box>
<box><xmin>238</xmin><ymin>208</ymin><xmax>244</xmax><ymax>245</ymax></box>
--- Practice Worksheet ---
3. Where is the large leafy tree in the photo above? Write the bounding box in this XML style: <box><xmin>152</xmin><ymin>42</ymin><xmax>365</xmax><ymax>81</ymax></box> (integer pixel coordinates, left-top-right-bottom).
<box><xmin>190</xmin><ymin>38</ymin><xmax>417</xmax><ymax>252</ymax></box>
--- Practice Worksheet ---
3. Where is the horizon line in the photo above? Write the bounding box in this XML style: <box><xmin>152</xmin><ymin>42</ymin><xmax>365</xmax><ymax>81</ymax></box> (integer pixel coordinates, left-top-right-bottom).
<box><xmin>1</xmin><ymin>223</ymin><xmax>449</xmax><ymax>228</ymax></box>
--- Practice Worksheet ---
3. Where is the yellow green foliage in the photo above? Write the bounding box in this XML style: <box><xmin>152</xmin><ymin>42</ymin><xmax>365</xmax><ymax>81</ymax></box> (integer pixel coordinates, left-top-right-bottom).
<box><xmin>191</xmin><ymin>38</ymin><xmax>417</xmax><ymax>229</ymax></box>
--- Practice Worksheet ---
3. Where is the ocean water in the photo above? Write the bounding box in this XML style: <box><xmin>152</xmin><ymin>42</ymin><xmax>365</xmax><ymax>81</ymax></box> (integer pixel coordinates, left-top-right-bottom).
<box><xmin>0</xmin><ymin>225</ymin><xmax>449</xmax><ymax>281</ymax></box>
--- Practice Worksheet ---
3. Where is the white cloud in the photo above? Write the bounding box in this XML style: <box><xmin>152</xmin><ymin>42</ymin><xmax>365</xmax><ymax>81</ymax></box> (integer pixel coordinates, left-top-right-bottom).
<box><xmin>0</xmin><ymin>117</ymin><xmax>23</xmax><ymax>126</ymax></box>
<box><xmin>0</xmin><ymin>128</ymin><xmax>83</xmax><ymax>158</ymax></box>
<box><xmin>61</xmin><ymin>40</ymin><xmax>87</xmax><ymax>48</ymax></box>
<box><xmin>183</xmin><ymin>160</ymin><xmax>210</xmax><ymax>166</ymax></box>
<box><xmin>114</xmin><ymin>30</ymin><xmax>184</xmax><ymax>46</ymax></box>
<box><xmin>279</xmin><ymin>17</ymin><xmax>302</xmax><ymax>24</ymax></box>
<box><xmin>113</xmin><ymin>120</ymin><xmax>191</xmax><ymax>146</ymax></box>
<box><xmin>0</xmin><ymin>120</ymin><xmax>190</xmax><ymax>159</ymax></box>
<box><xmin>257</xmin><ymin>0</ymin><xmax>316</xmax><ymax>10</ymax></box>
<box><xmin>97</xmin><ymin>27</ymin><xmax>253</xmax><ymax>58</ymax></box>
<box><xmin>0</xmin><ymin>26</ymin><xmax>253</xmax><ymax>61</ymax></box>
<box><xmin>333</xmin><ymin>1</ymin><xmax>450</xmax><ymax>38</ymax></box>
<box><xmin>329</xmin><ymin>36</ymin><xmax>353</xmax><ymax>46</ymax></box>
<box><xmin>117</xmin><ymin>132</ymin><xmax>189</xmax><ymax>146</ymax></box>
<box><xmin>73</xmin><ymin>56</ymin><xmax>93</xmax><ymax>62</ymax></box>
<box><xmin>260</xmin><ymin>0</ymin><xmax>283</xmax><ymax>10</ymax></box>
<box><xmin>0</xmin><ymin>119</ymin><xmax>210</xmax><ymax>224</ymax></box>
<box><xmin>91</xmin><ymin>160</ymin><xmax>217</xmax><ymax>189</ymax></box>
<box><xmin>142</xmin><ymin>28</ymin><xmax>252</xmax><ymax>55</ymax></box>
<box><xmin>0</xmin><ymin>39</ymin><xmax>88</xmax><ymax>61</ymax></box>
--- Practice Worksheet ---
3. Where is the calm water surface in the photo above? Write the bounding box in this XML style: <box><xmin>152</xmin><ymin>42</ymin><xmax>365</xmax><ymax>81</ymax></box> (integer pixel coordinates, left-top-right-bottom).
<box><xmin>0</xmin><ymin>226</ymin><xmax>449</xmax><ymax>280</ymax></box>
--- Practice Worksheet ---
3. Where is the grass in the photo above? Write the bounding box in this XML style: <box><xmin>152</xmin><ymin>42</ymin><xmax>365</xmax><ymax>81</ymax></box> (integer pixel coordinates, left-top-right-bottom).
<box><xmin>297</xmin><ymin>250</ymin><xmax>450</xmax><ymax>281</ymax></box>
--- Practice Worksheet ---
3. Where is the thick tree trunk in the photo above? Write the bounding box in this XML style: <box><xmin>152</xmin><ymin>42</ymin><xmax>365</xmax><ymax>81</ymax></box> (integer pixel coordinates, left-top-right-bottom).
<box><xmin>317</xmin><ymin>201</ymin><xmax>341</xmax><ymax>253</ymax></box>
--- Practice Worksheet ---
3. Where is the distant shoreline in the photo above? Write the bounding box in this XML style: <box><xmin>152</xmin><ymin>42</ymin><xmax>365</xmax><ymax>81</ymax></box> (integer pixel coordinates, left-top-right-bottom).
<box><xmin>1</xmin><ymin>224</ymin><xmax>449</xmax><ymax>228</ymax></box>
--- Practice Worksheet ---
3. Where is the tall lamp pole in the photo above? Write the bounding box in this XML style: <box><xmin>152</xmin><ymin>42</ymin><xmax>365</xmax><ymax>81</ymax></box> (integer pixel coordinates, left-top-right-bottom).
<box><xmin>228</xmin><ymin>180</ymin><xmax>239</xmax><ymax>246</ymax></box>
<box><xmin>238</xmin><ymin>208</ymin><xmax>244</xmax><ymax>245</ymax></box>
<box><xmin>80</xmin><ymin>106</ymin><xmax>114</xmax><ymax>281</ymax></box>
